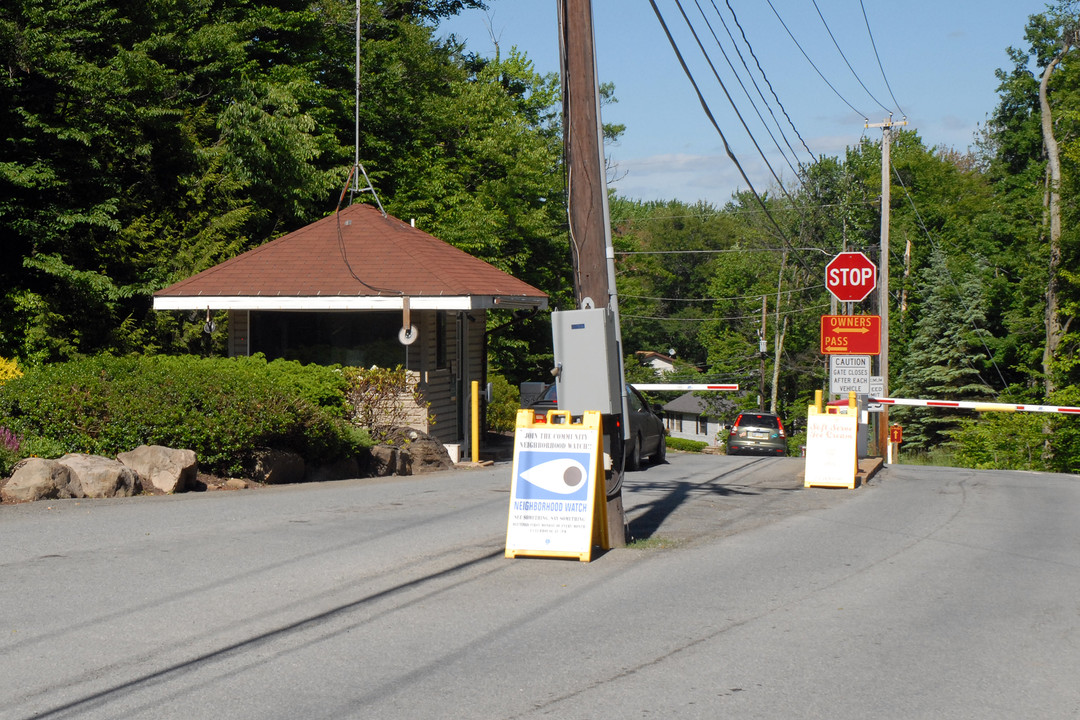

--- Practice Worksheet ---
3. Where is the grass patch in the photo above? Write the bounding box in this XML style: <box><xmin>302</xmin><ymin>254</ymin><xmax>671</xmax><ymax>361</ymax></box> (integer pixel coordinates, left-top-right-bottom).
<box><xmin>626</xmin><ymin>535</ymin><xmax>683</xmax><ymax>550</ymax></box>
<box><xmin>895</xmin><ymin>447</ymin><xmax>964</xmax><ymax>467</ymax></box>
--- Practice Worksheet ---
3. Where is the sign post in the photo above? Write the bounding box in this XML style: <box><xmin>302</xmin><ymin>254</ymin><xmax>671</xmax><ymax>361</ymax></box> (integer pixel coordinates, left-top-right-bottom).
<box><xmin>888</xmin><ymin>424</ymin><xmax>903</xmax><ymax>464</ymax></box>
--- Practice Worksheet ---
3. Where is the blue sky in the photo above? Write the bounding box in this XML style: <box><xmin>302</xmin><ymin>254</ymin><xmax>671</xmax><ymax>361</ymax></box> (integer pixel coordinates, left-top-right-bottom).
<box><xmin>437</xmin><ymin>0</ymin><xmax>1049</xmax><ymax>206</ymax></box>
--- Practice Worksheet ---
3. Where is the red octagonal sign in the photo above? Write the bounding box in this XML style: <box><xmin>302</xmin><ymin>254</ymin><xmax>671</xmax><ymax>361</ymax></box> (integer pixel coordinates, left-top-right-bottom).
<box><xmin>826</xmin><ymin>251</ymin><xmax>877</xmax><ymax>303</ymax></box>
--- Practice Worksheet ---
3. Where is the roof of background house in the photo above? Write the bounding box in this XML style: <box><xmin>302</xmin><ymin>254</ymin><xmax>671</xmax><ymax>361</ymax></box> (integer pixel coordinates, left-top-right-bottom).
<box><xmin>153</xmin><ymin>203</ymin><xmax>548</xmax><ymax>312</ymax></box>
<box><xmin>635</xmin><ymin>350</ymin><xmax>676</xmax><ymax>365</ymax></box>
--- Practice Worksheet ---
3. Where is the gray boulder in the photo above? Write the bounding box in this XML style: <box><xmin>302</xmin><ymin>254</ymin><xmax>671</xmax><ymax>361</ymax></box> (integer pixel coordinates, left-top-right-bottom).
<box><xmin>251</xmin><ymin>449</ymin><xmax>305</xmax><ymax>485</ymax></box>
<box><xmin>369</xmin><ymin>428</ymin><xmax>453</xmax><ymax>476</ymax></box>
<box><xmin>368</xmin><ymin>445</ymin><xmax>406</xmax><ymax>477</ymax></box>
<box><xmin>1</xmin><ymin>458</ymin><xmax>84</xmax><ymax>503</ymax></box>
<box><xmin>403</xmin><ymin>435</ymin><xmax>453</xmax><ymax>474</ymax></box>
<box><xmin>306</xmin><ymin>456</ymin><xmax>360</xmax><ymax>483</ymax></box>
<box><xmin>58</xmin><ymin>453</ymin><xmax>139</xmax><ymax>498</ymax></box>
<box><xmin>117</xmin><ymin>445</ymin><xmax>197</xmax><ymax>494</ymax></box>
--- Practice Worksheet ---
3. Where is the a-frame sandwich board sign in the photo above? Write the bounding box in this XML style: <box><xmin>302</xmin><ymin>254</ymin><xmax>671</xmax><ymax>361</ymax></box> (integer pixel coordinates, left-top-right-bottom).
<box><xmin>505</xmin><ymin>409</ymin><xmax>607</xmax><ymax>562</ymax></box>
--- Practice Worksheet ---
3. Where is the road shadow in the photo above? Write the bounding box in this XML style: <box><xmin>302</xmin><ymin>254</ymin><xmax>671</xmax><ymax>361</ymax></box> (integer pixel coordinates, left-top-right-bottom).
<box><xmin>625</xmin><ymin>477</ymin><xmax>759</xmax><ymax>541</ymax></box>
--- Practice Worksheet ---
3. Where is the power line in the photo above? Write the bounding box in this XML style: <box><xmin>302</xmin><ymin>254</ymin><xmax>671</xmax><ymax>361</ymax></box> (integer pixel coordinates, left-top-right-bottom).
<box><xmin>616</xmin><ymin>246</ymin><xmax>835</xmax><ymax>256</ymax></box>
<box><xmin>647</xmin><ymin>0</ymin><xmax>817</xmax><ymax>280</ymax></box>
<box><xmin>714</xmin><ymin>0</ymin><xmax>817</xmax><ymax>163</ymax></box>
<box><xmin>623</xmin><ymin>302</ymin><xmax>832</xmax><ymax>323</ymax></box>
<box><xmin>617</xmin><ymin>247</ymin><xmax>782</xmax><ymax>255</ymax></box>
<box><xmin>670</xmin><ymin>0</ymin><xmax>802</xmax><ymax>206</ymax></box>
<box><xmin>860</xmin><ymin>0</ymin><xmax>907</xmax><ymax>118</ymax></box>
<box><xmin>810</xmin><ymin>0</ymin><xmax>892</xmax><ymax>115</ymax></box>
<box><xmin>610</xmin><ymin>198</ymin><xmax>883</xmax><ymax>225</ymax></box>
<box><xmin>689</xmin><ymin>0</ymin><xmax>805</xmax><ymax>177</ymax></box>
<box><xmin>763</xmin><ymin>0</ymin><xmax>867</xmax><ymax>120</ymax></box>
<box><xmin>622</xmin><ymin>283</ymin><xmax>825</xmax><ymax>303</ymax></box>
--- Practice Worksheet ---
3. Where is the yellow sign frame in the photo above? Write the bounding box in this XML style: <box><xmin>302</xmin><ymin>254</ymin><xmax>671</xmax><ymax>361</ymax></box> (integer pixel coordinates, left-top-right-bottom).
<box><xmin>505</xmin><ymin>409</ymin><xmax>608</xmax><ymax>562</ymax></box>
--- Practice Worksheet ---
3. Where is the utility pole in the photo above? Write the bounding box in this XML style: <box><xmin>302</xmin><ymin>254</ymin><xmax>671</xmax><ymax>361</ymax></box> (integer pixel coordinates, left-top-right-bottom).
<box><xmin>558</xmin><ymin>0</ymin><xmax>627</xmax><ymax>546</ymax></box>
<box><xmin>866</xmin><ymin>116</ymin><xmax>906</xmax><ymax>457</ymax></box>
<box><xmin>759</xmin><ymin>295</ymin><xmax>767</xmax><ymax>411</ymax></box>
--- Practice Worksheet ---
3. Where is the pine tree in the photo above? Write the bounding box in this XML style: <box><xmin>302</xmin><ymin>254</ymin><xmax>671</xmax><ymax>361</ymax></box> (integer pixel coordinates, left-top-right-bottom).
<box><xmin>893</xmin><ymin>249</ymin><xmax>995</xmax><ymax>450</ymax></box>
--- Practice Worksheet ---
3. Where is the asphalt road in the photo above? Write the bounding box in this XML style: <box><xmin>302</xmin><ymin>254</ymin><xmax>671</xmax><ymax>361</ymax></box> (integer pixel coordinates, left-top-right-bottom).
<box><xmin>2</xmin><ymin>453</ymin><xmax>1078</xmax><ymax>719</ymax></box>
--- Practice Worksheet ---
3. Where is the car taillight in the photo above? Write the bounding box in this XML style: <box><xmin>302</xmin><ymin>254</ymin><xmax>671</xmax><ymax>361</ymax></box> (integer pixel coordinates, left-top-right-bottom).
<box><xmin>533</xmin><ymin>412</ymin><xmax>546</xmax><ymax>423</ymax></box>
<box><xmin>777</xmin><ymin>418</ymin><xmax>786</xmax><ymax>437</ymax></box>
<box><xmin>729</xmin><ymin>415</ymin><xmax>741</xmax><ymax>436</ymax></box>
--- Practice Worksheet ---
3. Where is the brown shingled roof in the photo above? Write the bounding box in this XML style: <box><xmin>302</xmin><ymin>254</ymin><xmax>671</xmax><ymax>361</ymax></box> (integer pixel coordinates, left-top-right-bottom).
<box><xmin>153</xmin><ymin>203</ymin><xmax>548</xmax><ymax>310</ymax></box>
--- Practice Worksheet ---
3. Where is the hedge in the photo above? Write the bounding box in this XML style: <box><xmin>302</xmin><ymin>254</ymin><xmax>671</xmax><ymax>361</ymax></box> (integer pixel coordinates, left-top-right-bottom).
<box><xmin>0</xmin><ymin>354</ymin><xmax>369</xmax><ymax>476</ymax></box>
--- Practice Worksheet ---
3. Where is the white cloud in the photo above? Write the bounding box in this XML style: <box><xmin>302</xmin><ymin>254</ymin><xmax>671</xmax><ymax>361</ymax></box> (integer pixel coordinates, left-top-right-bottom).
<box><xmin>609</xmin><ymin>152</ymin><xmax>781</xmax><ymax>206</ymax></box>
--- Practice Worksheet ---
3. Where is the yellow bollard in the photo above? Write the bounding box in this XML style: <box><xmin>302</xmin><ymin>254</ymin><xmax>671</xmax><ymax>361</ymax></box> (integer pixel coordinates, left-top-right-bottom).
<box><xmin>471</xmin><ymin>380</ymin><xmax>480</xmax><ymax>462</ymax></box>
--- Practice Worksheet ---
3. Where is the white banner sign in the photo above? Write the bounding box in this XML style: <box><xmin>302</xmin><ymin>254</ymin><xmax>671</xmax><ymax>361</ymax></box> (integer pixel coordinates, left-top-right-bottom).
<box><xmin>804</xmin><ymin>413</ymin><xmax>859</xmax><ymax>489</ymax></box>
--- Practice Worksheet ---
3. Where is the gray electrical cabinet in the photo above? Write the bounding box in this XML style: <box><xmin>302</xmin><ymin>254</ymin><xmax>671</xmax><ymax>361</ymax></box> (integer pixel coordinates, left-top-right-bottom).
<box><xmin>551</xmin><ymin>308</ymin><xmax>623</xmax><ymax>416</ymax></box>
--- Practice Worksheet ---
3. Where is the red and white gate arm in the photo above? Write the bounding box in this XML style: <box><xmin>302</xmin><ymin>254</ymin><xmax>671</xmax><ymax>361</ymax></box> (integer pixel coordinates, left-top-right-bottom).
<box><xmin>870</xmin><ymin>397</ymin><xmax>1080</xmax><ymax>415</ymax></box>
<box><xmin>631</xmin><ymin>384</ymin><xmax>739</xmax><ymax>392</ymax></box>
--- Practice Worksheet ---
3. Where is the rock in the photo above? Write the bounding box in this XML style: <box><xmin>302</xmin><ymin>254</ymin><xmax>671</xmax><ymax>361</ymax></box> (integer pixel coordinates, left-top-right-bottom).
<box><xmin>57</xmin><ymin>454</ymin><xmax>138</xmax><ymax>498</ymax></box>
<box><xmin>402</xmin><ymin>436</ymin><xmax>453</xmax><ymax>474</ymax></box>
<box><xmin>368</xmin><ymin>445</ymin><xmax>403</xmax><ymax>476</ymax></box>
<box><xmin>1</xmin><ymin>458</ymin><xmax>84</xmax><ymax>503</ymax></box>
<box><xmin>250</xmin><ymin>449</ymin><xmax>305</xmax><ymax>485</ymax></box>
<box><xmin>117</xmin><ymin>445</ymin><xmax>197</xmax><ymax>494</ymax></box>
<box><xmin>306</xmin><ymin>456</ymin><xmax>360</xmax><ymax>483</ymax></box>
<box><xmin>369</xmin><ymin>428</ymin><xmax>453</xmax><ymax>476</ymax></box>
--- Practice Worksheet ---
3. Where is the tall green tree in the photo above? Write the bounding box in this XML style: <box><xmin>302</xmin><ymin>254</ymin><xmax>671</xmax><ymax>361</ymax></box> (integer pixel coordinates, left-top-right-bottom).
<box><xmin>892</xmin><ymin>249</ymin><xmax>996</xmax><ymax>450</ymax></box>
<box><xmin>985</xmin><ymin>3</ymin><xmax>1080</xmax><ymax>394</ymax></box>
<box><xmin>1</xmin><ymin>0</ymin><xmax>574</xmax><ymax>384</ymax></box>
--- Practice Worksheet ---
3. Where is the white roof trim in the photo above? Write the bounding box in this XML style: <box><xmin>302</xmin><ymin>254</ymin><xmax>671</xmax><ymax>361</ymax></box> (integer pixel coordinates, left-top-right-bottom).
<box><xmin>152</xmin><ymin>295</ymin><xmax>547</xmax><ymax>312</ymax></box>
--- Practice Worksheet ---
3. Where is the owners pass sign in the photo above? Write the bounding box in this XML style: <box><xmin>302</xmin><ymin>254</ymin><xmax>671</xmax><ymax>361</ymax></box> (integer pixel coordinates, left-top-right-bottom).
<box><xmin>820</xmin><ymin>314</ymin><xmax>881</xmax><ymax>355</ymax></box>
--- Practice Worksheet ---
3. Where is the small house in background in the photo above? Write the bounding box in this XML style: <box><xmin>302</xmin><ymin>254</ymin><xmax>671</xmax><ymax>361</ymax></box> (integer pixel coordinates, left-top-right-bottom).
<box><xmin>662</xmin><ymin>391</ymin><xmax>735</xmax><ymax>446</ymax></box>
<box><xmin>153</xmin><ymin>203</ymin><xmax>548</xmax><ymax>456</ymax></box>
<box><xmin>635</xmin><ymin>350</ymin><xmax>678</xmax><ymax>375</ymax></box>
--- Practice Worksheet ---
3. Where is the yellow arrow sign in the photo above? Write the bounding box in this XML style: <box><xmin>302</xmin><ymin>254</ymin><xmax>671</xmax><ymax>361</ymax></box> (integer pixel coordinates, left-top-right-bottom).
<box><xmin>820</xmin><ymin>315</ymin><xmax>881</xmax><ymax>355</ymax></box>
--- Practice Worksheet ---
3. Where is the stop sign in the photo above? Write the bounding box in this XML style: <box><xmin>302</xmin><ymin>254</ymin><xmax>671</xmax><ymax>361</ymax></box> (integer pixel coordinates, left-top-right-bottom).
<box><xmin>826</xmin><ymin>251</ymin><xmax>877</xmax><ymax>302</ymax></box>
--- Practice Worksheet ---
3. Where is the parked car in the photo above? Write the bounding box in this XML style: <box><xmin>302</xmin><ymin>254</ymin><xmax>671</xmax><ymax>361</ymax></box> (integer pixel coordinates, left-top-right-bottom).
<box><xmin>726</xmin><ymin>411</ymin><xmax>788</xmax><ymax>456</ymax></box>
<box><xmin>527</xmin><ymin>384</ymin><xmax>667</xmax><ymax>470</ymax></box>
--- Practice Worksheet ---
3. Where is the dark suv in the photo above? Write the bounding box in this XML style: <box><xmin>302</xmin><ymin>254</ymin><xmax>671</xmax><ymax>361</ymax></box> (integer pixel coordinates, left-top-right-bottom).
<box><xmin>527</xmin><ymin>383</ymin><xmax>667</xmax><ymax>470</ymax></box>
<box><xmin>726</xmin><ymin>411</ymin><xmax>787</xmax><ymax>456</ymax></box>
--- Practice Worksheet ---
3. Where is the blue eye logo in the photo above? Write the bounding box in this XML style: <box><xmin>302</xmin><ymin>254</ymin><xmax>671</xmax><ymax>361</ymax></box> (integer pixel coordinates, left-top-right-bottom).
<box><xmin>516</xmin><ymin>452</ymin><xmax>591</xmax><ymax>501</ymax></box>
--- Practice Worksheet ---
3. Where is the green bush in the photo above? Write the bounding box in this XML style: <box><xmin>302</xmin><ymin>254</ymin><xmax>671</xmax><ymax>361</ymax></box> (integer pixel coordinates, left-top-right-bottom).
<box><xmin>259</xmin><ymin>356</ymin><xmax>350</xmax><ymax>416</ymax></box>
<box><xmin>486</xmin><ymin>373</ymin><xmax>520</xmax><ymax>433</ymax></box>
<box><xmin>342</xmin><ymin>365</ymin><xmax>430</xmax><ymax>443</ymax></box>
<box><xmin>954</xmin><ymin>385</ymin><xmax>1080</xmax><ymax>473</ymax></box>
<box><xmin>665</xmin><ymin>437</ymin><xmax>708</xmax><ymax>453</ymax></box>
<box><xmin>0</xmin><ymin>354</ymin><xmax>370</xmax><ymax>476</ymax></box>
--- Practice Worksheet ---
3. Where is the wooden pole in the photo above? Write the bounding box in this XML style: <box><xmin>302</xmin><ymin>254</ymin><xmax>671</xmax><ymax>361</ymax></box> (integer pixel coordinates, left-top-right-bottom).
<box><xmin>866</xmin><ymin>116</ymin><xmax>905</xmax><ymax>458</ymax></box>
<box><xmin>559</xmin><ymin>0</ymin><xmax>608</xmax><ymax>307</ymax></box>
<box><xmin>558</xmin><ymin>0</ymin><xmax>626</xmax><ymax>546</ymax></box>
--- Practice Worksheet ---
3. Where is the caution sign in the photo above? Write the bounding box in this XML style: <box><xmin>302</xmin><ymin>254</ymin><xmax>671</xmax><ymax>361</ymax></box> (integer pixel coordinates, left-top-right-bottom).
<box><xmin>505</xmin><ymin>409</ymin><xmax>606</xmax><ymax>562</ymax></box>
